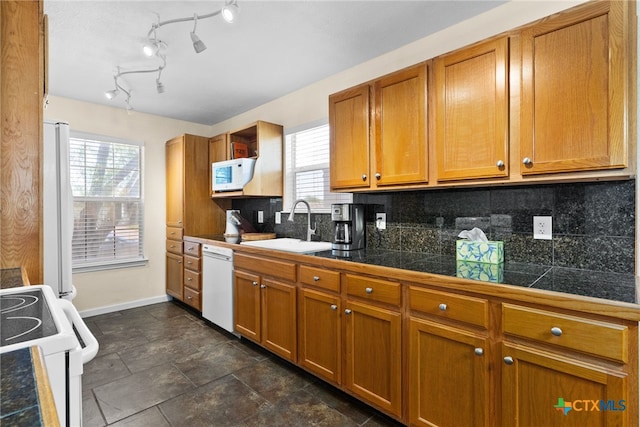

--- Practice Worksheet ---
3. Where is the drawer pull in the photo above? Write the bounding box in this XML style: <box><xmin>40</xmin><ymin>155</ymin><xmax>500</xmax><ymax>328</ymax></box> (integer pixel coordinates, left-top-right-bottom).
<box><xmin>260</xmin><ymin>284</ymin><xmax>266</xmax><ymax>289</ymax></box>
<box><xmin>187</xmin><ymin>277</ymin><xmax>192</xmax><ymax>281</ymax></box>
<box><xmin>177</xmin><ymin>260</ymin><xmax>182</xmax><ymax>264</ymax></box>
<box><xmin>503</xmin><ymin>356</ymin><xmax>514</xmax><ymax>365</ymax></box>
<box><xmin>170</xmin><ymin>245</ymin><xmax>175</xmax><ymax>248</ymax></box>
<box><xmin>345</xmin><ymin>309</ymin><xmax>352</xmax><ymax>315</ymax></box>
<box><xmin>551</xmin><ymin>327</ymin><xmax>563</xmax><ymax>337</ymax></box>
<box><xmin>330</xmin><ymin>304</ymin><xmax>338</xmax><ymax>311</ymax></box>
<box><xmin>439</xmin><ymin>303</ymin><xmax>447</xmax><ymax>311</ymax></box>
<box><xmin>187</xmin><ymin>295</ymin><xmax>192</xmax><ymax>300</ymax></box>
<box><xmin>365</xmin><ymin>287</ymin><xmax>373</xmax><ymax>294</ymax></box>
<box><xmin>474</xmin><ymin>348</ymin><xmax>484</xmax><ymax>356</ymax></box>
<box><xmin>313</xmin><ymin>276</ymin><xmax>320</xmax><ymax>282</ymax></box>
<box><xmin>252</xmin><ymin>281</ymin><xmax>258</xmax><ymax>286</ymax></box>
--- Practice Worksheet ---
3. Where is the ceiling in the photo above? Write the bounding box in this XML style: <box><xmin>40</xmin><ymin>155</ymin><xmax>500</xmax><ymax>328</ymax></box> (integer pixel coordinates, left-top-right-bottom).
<box><xmin>44</xmin><ymin>1</ymin><xmax>506</xmax><ymax>125</ymax></box>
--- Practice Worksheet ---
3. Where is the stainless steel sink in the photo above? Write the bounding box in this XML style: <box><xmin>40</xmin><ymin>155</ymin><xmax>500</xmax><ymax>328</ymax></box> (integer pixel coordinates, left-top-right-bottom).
<box><xmin>240</xmin><ymin>238</ymin><xmax>332</xmax><ymax>254</ymax></box>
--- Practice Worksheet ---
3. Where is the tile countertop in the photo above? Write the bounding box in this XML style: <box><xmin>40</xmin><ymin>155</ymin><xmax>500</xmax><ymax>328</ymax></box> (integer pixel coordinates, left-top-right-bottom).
<box><xmin>192</xmin><ymin>235</ymin><xmax>638</xmax><ymax>305</ymax></box>
<box><xmin>0</xmin><ymin>347</ymin><xmax>59</xmax><ymax>426</ymax></box>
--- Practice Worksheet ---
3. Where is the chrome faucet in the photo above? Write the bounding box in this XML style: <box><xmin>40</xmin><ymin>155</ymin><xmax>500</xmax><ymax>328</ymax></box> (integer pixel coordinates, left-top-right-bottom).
<box><xmin>287</xmin><ymin>199</ymin><xmax>316</xmax><ymax>241</ymax></box>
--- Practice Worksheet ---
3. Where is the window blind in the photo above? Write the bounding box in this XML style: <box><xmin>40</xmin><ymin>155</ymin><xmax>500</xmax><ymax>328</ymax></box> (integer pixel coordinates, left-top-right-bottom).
<box><xmin>69</xmin><ymin>132</ymin><xmax>145</xmax><ymax>269</ymax></box>
<box><xmin>284</xmin><ymin>123</ymin><xmax>352</xmax><ymax>213</ymax></box>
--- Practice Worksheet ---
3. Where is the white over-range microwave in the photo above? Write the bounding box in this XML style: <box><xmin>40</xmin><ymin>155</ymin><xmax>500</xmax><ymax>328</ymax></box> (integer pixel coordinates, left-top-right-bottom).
<box><xmin>212</xmin><ymin>158</ymin><xmax>256</xmax><ymax>192</ymax></box>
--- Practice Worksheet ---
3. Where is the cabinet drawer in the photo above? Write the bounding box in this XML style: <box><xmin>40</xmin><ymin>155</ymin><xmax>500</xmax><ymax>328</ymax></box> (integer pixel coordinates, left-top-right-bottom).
<box><xmin>183</xmin><ymin>268</ymin><xmax>200</xmax><ymax>291</ymax></box>
<box><xmin>502</xmin><ymin>304</ymin><xmax>628</xmax><ymax>363</ymax></box>
<box><xmin>183</xmin><ymin>255</ymin><xmax>201</xmax><ymax>272</ymax></box>
<box><xmin>166</xmin><ymin>239</ymin><xmax>183</xmax><ymax>255</ymax></box>
<box><xmin>183</xmin><ymin>286</ymin><xmax>201</xmax><ymax>310</ymax></box>
<box><xmin>183</xmin><ymin>242</ymin><xmax>201</xmax><ymax>257</ymax></box>
<box><xmin>300</xmin><ymin>265</ymin><xmax>340</xmax><ymax>292</ymax></box>
<box><xmin>166</xmin><ymin>226</ymin><xmax>183</xmax><ymax>241</ymax></box>
<box><xmin>234</xmin><ymin>253</ymin><xmax>297</xmax><ymax>282</ymax></box>
<box><xmin>345</xmin><ymin>274</ymin><xmax>400</xmax><ymax>306</ymax></box>
<box><xmin>409</xmin><ymin>287</ymin><xmax>488</xmax><ymax>329</ymax></box>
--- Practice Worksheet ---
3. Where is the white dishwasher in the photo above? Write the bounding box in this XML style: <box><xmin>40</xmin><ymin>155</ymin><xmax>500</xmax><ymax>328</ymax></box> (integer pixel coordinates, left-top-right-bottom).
<box><xmin>202</xmin><ymin>244</ymin><xmax>235</xmax><ymax>333</ymax></box>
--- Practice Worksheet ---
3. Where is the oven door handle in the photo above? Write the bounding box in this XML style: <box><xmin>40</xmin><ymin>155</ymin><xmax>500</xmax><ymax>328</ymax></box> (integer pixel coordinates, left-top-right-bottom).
<box><xmin>58</xmin><ymin>299</ymin><xmax>99</xmax><ymax>364</ymax></box>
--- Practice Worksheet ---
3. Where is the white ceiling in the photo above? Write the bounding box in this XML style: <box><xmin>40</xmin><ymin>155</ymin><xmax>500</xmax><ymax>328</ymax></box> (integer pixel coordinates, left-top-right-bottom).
<box><xmin>44</xmin><ymin>0</ymin><xmax>506</xmax><ymax>125</ymax></box>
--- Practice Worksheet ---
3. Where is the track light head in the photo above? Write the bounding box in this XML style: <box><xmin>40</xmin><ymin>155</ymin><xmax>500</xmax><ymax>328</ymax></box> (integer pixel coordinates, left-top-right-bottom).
<box><xmin>105</xmin><ymin>89</ymin><xmax>119</xmax><ymax>100</ymax></box>
<box><xmin>190</xmin><ymin>32</ymin><xmax>207</xmax><ymax>53</ymax></box>
<box><xmin>221</xmin><ymin>0</ymin><xmax>239</xmax><ymax>23</ymax></box>
<box><xmin>156</xmin><ymin>78</ymin><xmax>165</xmax><ymax>94</ymax></box>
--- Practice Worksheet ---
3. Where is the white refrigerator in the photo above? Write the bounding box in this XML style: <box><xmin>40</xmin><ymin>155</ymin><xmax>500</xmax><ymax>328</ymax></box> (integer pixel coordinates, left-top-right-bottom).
<box><xmin>43</xmin><ymin>120</ymin><xmax>76</xmax><ymax>299</ymax></box>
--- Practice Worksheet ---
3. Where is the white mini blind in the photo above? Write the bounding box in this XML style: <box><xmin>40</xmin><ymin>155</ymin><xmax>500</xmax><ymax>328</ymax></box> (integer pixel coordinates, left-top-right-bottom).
<box><xmin>284</xmin><ymin>123</ymin><xmax>351</xmax><ymax>213</ymax></box>
<box><xmin>69</xmin><ymin>132</ymin><xmax>145</xmax><ymax>269</ymax></box>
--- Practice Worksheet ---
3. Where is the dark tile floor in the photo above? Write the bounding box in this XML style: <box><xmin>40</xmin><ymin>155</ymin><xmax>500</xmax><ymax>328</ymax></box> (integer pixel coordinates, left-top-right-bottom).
<box><xmin>82</xmin><ymin>301</ymin><xmax>405</xmax><ymax>426</ymax></box>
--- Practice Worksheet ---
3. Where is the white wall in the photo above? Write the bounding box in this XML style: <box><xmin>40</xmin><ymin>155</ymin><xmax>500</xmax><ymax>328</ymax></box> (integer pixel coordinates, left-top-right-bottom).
<box><xmin>46</xmin><ymin>1</ymin><xmax>595</xmax><ymax>314</ymax></box>
<box><xmin>44</xmin><ymin>97</ymin><xmax>212</xmax><ymax>314</ymax></box>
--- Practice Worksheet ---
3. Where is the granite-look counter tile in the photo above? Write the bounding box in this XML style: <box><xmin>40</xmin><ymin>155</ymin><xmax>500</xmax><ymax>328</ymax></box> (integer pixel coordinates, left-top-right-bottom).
<box><xmin>0</xmin><ymin>348</ymin><xmax>44</xmax><ymax>426</ymax></box>
<box><xmin>1</xmin><ymin>267</ymin><xmax>26</xmax><ymax>289</ymax></box>
<box><xmin>553</xmin><ymin>235</ymin><xmax>635</xmax><ymax>274</ymax></box>
<box><xmin>532</xmin><ymin>268</ymin><xmax>638</xmax><ymax>303</ymax></box>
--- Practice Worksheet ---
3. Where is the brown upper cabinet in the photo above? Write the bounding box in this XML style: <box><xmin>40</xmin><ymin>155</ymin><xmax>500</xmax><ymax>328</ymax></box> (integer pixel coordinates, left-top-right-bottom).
<box><xmin>519</xmin><ymin>1</ymin><xmax>630</xmax><ymax>175</ymax></box>
<box><xmin>330</xmin><ymin>63</ymin><xmax>428</xmax><ymax>191</ymax></box>
<box><xmin>435</xmin><ymin>37</ymin><xmax>509</xmax><ymax>181</ymax></box>
<box><xmin>328</xmin><ymin>1</ymin><xmax>635</xmax><ymax>192</ymax></box>
<box><xmin>210</xmin><ymin>121</ymin><xmax>284</xmax><ymax>198</ymax></box>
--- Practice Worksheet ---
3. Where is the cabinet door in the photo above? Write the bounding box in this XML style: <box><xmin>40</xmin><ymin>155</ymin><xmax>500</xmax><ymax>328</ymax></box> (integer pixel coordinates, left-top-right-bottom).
<box><xmin>374</xmin><ymin>63</ymin><xmax>428</xmax><ymax>187</ymax></box>
<box><xmin>520</xmin><ymin>2</ymin><xmax>628</xmax><ymax>175</ymax></box>
<box><xmin>209</xmin><ymin>132</ymin><xmax>229</xmax><ymax>163</ymax></box>
<box><xmin>234</xmin><ymin>270</ymin><xmax>261</xmax><ymax>342</ymax></box>
<box><xmin>344</xmin><ymin>300</ymin><xmax>402</xmax><ymax>417</ymax></box>
<box><xmin>261</xmin><ymin>278</ymin><xmax>297</xmax><ymax>362</ymax></box>
<box><xmin>409</xmin><ymin>318</ymin><xmax>490</xmax><ymax>427</ymax></box>
<box><xmin>165</xmin><ymin>136</ymin><xmax>184</xmax><ymax>228</ymax></box>
<box><xmin>298</xmin><ymin>289</ymin><xmax>341</xmax><ymax>384</ymax></box>
<box><xmin>502</xmin><ymin>343</ymin><xmax>629</xmax><ymax>427</ymax></box>
<box><xmin>329</xmin><ymin>84</ymin><xmax>371</xmax><ymax>189</ymax></box>
<box><xmin>166</xmin><ymin>252</ymin><xmax>183</xmax><ymax>300</ymax></box>
<box><xmin>435</xmin><ymin>37</ymin><xmax>509</xmax><ymax>181</ymax></box>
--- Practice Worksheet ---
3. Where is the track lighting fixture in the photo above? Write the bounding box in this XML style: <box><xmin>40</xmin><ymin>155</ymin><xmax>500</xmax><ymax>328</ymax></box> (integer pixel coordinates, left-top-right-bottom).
<box><xmin>190</xmin><ymin>15</ymin><xmax>207</xmax><ymax>53</ymax></box>
<box><xmin>106</xmin><ymin>1</ymin><xmax>238</xmax><ymax>109</ymax></box>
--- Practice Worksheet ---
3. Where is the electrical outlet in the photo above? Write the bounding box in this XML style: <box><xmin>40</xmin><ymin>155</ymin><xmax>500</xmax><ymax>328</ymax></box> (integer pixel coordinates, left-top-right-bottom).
<box><xmin>376</xmin><ymin>213</ymin><xmax>386</xmax><ymax>230</ymax></box>
<box><xmin>257</xmin><ymin>211</ymin><xmax>264</xmax><ymax>224</ymax></box>
<box><xmin>275</xmin><ymin>212</ymin><xmax>281</xmax><ymax>224</ymax></box>
<box><xmin>533</xmin><ymin>216</ymin><xmax>552</xmax><ymax>240</ymax></box>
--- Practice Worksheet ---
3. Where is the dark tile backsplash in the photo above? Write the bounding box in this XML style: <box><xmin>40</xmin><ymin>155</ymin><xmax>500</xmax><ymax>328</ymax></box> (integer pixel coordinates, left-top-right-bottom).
<box><xmin>232</xmin><ymin>179</ymin><xmax>636</xmax><ymax>274</ymax></box>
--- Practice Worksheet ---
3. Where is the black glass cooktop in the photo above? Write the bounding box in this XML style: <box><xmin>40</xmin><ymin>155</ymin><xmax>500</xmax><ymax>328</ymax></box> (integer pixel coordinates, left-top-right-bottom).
<box><xmin>0</xmin><ymin>288</ymin><xmax>58</xmax><ymax>346</ymax></box>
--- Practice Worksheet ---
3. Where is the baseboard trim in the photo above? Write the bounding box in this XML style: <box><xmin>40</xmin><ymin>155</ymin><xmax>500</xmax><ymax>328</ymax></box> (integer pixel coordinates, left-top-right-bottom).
<box><xmin>79</xmin><ymin>295</ymin><xmax>171</xmax><ymax>318</ymax></box>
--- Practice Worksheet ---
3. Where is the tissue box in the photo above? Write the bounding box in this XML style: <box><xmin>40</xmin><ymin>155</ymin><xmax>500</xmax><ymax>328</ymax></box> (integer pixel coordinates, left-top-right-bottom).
<box><xmin>456</xmin><ymin>260</ymin><xmax>504</xmax><ymax>283</ymax></box>
<box><xmin>456</xmin><ymin>240</ymin><xmax>504</xmax><ymax>264</ymax></box>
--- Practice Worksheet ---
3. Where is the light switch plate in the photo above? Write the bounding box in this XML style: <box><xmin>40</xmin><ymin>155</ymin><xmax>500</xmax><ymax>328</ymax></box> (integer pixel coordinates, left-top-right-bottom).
<box><xmin>533</xmin><ymin>216</ymin><xmax>552</xmax><ymax>240</ymax></box>
<box><xmin>275</xmin><ymin>212</ymin><xmax>281</xmax><ymax>224</ymax></box>
<box><xmin>258</xmin><ymin>211</ymin><xmax>264</xmax><ymax>223</ymax></box>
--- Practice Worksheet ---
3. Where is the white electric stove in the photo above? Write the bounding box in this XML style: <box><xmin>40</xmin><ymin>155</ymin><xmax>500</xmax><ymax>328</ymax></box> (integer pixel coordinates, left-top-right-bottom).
<box><xmin>0</xmin><ymin>285</ymin><xmax>99</xmax><ymax>426</ymax></box>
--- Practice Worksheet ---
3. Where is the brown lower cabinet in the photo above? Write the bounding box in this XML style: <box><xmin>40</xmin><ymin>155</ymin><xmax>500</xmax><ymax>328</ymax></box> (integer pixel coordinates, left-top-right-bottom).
<box><xmin>229</xmin><ymin>249</ymin><xmax>638</xmax><ymax>427</ymax></box>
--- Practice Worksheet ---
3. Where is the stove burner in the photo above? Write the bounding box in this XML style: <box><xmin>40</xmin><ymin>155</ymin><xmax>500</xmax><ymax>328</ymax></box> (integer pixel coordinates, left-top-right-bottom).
<box><xmin>0</xmin><ymin>289</ymin><xmax>58</xmax><ymax>346</ymax></box>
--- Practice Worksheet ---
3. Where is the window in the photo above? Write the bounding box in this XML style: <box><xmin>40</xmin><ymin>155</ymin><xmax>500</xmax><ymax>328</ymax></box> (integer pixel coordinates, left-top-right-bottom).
<box><xmin>284</xmin><ymin>123</ymin><xmax>352</xmax><ymax>213</ymax></box>
<box><xmin>69</xmin><ymin>132</ymin><xmax>145</xmax><ymax>270</ymax></box>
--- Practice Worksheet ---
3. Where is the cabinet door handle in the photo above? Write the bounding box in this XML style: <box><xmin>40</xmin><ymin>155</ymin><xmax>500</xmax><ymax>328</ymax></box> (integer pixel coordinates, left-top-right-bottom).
<box><xmin>177</xmin><ymin>260</ymin><xmax>182</xmax><ymax>264</ymax></box>
<box><xmin>504</xmin><ymin>356</ymin><xmax>514</xmax><ymax>365</ymax></box>
<box><xmin>551</xmin><ymin>327</ymin><xmax>563</xmax><ymax>337</ymax></box>
<box><xmin>187</xmin><ymin>277</ymin><xmax>192</xmax><ymax>281</ymax></box>
<box><xmin>361</xmin><ymin>174</ymin><xmax>367</xmax><ymax>182</ymax></box>
<box><xmin>365</xmin><ymin>287</ymin><xmax>373</xmax><ymax>294</ymax></box>
<box><xmin>260</xmin><ymin>284</ymin><xmax>266</xmax><ymax>289</ymax></box>
<box><xmin>345</xmin><ymin>309</ymin><xmax>352</xmax><ymax>315</ymax></box>
<box><xmin>178</xmin><ymin>220</ymin><xmax>183</xmax><ymax>224</ymax></box>
<box><xmin>252</xmin><ymin>281</ymin><xmax>258</xmax><ymax>286</ymax></box>
<box><xmin>439</xmin><ymin>303</ymin><xmax>447</xmax><ymax>311</ymax></box>
<box><xmin>474</xmin><ymin>348</ymin><xmax>484</xmax><ymax>356</ymax></box>
<box><xmin>375</xmin><ymin>173</ymin><xmax>381</xmax><ymax>180</ymax></box>
<box><xmin>522</xmin><ymin>157</ymin><xmax>532</xmax><ymax>165</ymax></box>
<box><xmin>187</xmin><ymin>295</ymin><xmax>192</xmax><ymax>300</ymax></box>
<box><xmin>496</xmin><ymin>160</ymin><xmax>504</xmax><ymax>168</ymax></box>
<box><xmin>187</xmin><ymin>261</ymin><xmax>192</xmax><ymax>265</ymax></box>
<box><xmin>330</xmin><ymin>304</ymin><xmax>338</xmax><ymax>311</ymax></box>
<box><xmin>313</xmin><ymin>276</ymin><xmax>320</xmax><ymax>282</ymax></box>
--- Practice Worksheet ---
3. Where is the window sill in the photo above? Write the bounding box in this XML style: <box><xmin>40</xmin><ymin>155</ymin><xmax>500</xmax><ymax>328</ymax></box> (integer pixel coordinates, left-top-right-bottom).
<box><xmin>73</xmin><ymin>258</ymin><xmax>149</xmax><ymax>273</ymax></box>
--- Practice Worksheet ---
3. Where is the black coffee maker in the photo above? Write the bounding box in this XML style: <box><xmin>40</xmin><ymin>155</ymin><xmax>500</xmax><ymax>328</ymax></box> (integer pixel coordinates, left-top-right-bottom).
<box><xmin>331</xmin><ymin>203</ymin><xmax>365</xmax><ymax>252</ymax></box>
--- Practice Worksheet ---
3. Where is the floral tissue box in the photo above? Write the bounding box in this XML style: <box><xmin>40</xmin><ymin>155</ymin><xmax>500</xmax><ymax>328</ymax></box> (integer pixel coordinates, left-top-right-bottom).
<box><xmin>455</xmin><ymin>240</ymin><xmax>504</xmax><ymax>264</ymax></box>
<box><xmin>456</xmin><ymin>260</ymin><xmax>504</xmax><ymax>283</ymax></box>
